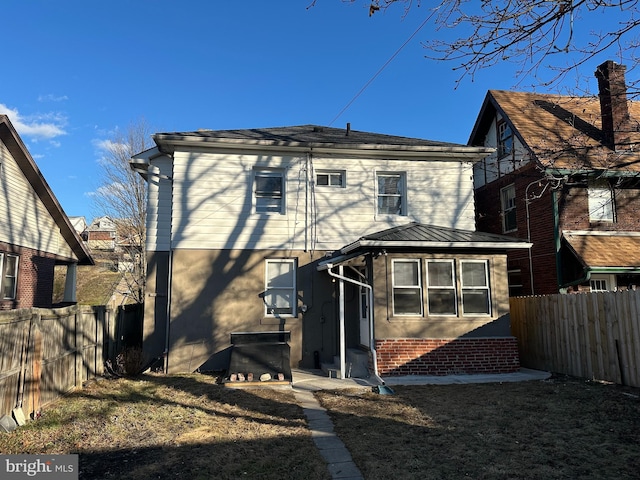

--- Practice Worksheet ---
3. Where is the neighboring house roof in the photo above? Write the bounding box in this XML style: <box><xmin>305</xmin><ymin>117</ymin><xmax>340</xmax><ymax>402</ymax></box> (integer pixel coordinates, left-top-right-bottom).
<box><xmin>88</xmin><ymin>216</ymin><xmax>116</xmax><ymax>231</ymax></box>
<box><xmin>147</xmin><ymin>124</ymin><xmax>493</xmax><ymax>157</ymax></box>
<box><xmin>563</xmin><ymin>231</ymin><xmax>640</xmax><ymax>270</ymax></box>
<box><xmin>469</xmin><ymin>90</ymin><xmax>640</xmax><ymax>172</ymax></box>
<box><xmin>68</xmin><ymin>216</ymin><xmax>88</xmax><ymax>234</ymax></box>
<box><xmin>0</xmin><ymin>115</ymin><xmax>93</xmax><ymax>265</ymax></box>
<box><xmin>319</xmin><ymin>223</ymin><xmax>531</xmax><ymax>269</ymax></box>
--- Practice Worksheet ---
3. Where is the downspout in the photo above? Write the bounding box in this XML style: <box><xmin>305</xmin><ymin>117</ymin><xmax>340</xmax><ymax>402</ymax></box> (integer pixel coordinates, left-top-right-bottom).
<box><xmin>325</xmin><ymin>264</ymin><xmax>384</xmax><ymax>383</ymax></box>
<box><xmin>552</xmin><ymin>189</ymin><xmax>563</xmax><ymax>291</ymax></box>
<box><xmin>164</xmin><ymin>249</ymin><xmax>173</xmax><ymax>374</ymax></box>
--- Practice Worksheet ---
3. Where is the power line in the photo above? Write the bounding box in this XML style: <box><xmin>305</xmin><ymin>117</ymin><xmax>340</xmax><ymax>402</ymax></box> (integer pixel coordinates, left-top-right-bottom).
<box><xmin>328</xmin><ymin>10</ymin><xmax>436</xmax><ymax>127</ymax></box>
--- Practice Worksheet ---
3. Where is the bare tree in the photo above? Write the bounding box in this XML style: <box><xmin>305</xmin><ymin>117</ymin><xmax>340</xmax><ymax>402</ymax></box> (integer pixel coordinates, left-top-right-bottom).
<box><xmin>334</xmin><ymin>0</ymin><xmax>640</xmax><ymax>90</ymax></box>
<box><xmin>93</xmin><ymin>119</ymin><xmax>151</xmax><ymax>303</ymax></box>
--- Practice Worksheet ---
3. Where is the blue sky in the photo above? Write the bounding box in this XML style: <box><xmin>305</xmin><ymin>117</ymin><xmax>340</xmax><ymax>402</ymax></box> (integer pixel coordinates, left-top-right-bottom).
<box><xmin>1</xmin><ymin>1</ymin><xmax>631</xmax><ymax>222</ymax></box>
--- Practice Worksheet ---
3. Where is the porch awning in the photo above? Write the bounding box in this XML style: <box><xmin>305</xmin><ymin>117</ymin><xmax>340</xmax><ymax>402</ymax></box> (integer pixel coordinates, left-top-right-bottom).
<box><xmin>563</xmin><ymin>231</ymin><xmax>640</xmax><ymax>271</ymax></box>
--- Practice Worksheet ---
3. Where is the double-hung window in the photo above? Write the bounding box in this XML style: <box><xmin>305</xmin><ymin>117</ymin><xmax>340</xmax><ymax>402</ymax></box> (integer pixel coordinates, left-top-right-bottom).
<box><xmin>0</xmin><ymin>253</ymin><xmax>18</xmax><ymax>300</ymax></box>
<box><xmin>264</xmin><ymin>259</ymin><xmax>296</xmax><ymax>317</ymax></box>
<box><xmin>254</xmin><ymin>170</ymin><xmax>284</xmax><ymax>214</ymax></box>
<box><xmin>500</xmin><ymin>184</ymin><xmax>517</xmax><ymax>232</ymax></box>
<box><xmin>497</xmin><ymin>120</ymin><xmax>513</xmax><ymax>158</ymax></box>
<box><xmin>392</xmin><ymin>259</ymin><xmax>422</xmax><ymax>315</ymax></box>
<box><xmin>376</xmin><ymin>172</ymin><xmax>406</xmax><ymax>215</ymax></box>
<box><xmin>426</xmin><ymin>260</ymin><xmax>457</xmax><ymax>315</ymax></box>
<box><xmin>461</xmin><ymin>261</ymin><xmax>491</xmax><ymax>315</ymax></box>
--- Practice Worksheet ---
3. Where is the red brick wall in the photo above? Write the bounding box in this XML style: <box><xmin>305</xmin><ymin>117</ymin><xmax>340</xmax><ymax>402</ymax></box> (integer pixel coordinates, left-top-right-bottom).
<box><xmin>375</xmin><ymin>337</ymin><xmax>520</xmax><ymax>376</ymax></box>
<box><xmin>0</xmin><ymin>244</ymin><xmax>56</xmax><ymax>310</ymax></box>
<box><xmin>475</xmin><ymin>164</ymin><xmax>559</xmax><ymax>295</ymax></box>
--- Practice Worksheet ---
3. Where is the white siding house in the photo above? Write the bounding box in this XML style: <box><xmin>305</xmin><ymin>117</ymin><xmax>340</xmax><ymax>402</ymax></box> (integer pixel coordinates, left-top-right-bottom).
<box><xmin>133</xmin><ymin>125</ymin><xmax>529</xmax><ymax>378</ymax></box>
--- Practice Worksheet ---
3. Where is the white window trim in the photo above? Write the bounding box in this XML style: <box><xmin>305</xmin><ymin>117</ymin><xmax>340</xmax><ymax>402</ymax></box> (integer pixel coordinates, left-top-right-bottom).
<box><xmin>460</xmin><ymin>260</ymin><xmax>492</xmax><ymax>316</ymax></box>
<box><xmin>254</xmin><ymin>169</ymin><xmax>285</xmax><ymax>215</ymax></box>
<box><xmin>426</xmin><ymin>259</ymin><xmax>458</xmax><ymax>316</ymax></box>
<box><xmin>391</xmin><ymin>259</ymin><xmax>423</xmax><ymax>316</ymax></box>
<box><xmin>375</xmin><ymin>171</ymin><xmax>407</xmax><ymax>217</ymax></box>
<box><xmin>315</xmin><ymin>170</ymin><xmax>346</xmax><ymax>188</ymax></box>
<box><xmin>1</xmin><ymin>253</ymin><xmax>19</xmax><ymax>300</ymax></box>
<box><xmin>264</xmin><ymin>258</ymin><xmax>297</xmax><ymax>318</ymax></box>
<box><xmin>588</xmin><ymin>179</ymin><xmax>615</xmax><ymax>222</ymax></box>
<box><xmin>590</xmin><ymin>274</ymin><xmax>616</xmax><ymax>292</ymax></box>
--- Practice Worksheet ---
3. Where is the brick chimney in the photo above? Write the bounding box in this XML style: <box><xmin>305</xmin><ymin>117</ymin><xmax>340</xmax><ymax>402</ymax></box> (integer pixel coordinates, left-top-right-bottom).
<box><xmin>595</xmin><ymin>60</ymin><xmax>631</xmax><ymax>150</ymax></box>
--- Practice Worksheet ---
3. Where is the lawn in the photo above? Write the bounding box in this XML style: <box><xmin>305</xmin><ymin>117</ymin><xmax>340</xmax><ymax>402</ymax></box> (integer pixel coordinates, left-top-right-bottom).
<box><xmin>0</xmin><ymin>374</ymin><xmax>330</xmax><ymax>480</ymax></box>
<box><xmin>316</xmin><ymin>375</ymin><xmax>640</xmax><ymax>479</ymax></box>
<box><xmin>1</xmin><ymin>373</ymin><xmax>639</xmax><ymax>479</ymax></box>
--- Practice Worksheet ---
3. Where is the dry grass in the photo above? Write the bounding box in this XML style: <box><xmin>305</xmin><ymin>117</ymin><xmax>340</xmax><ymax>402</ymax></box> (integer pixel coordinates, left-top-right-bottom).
<box><xmin>3</xmin><ymin>373</ymin><xmax>639</xmax><ymax>480</ymax></box>
<box><xmin>0</xmin><ymin>373</ymin><xmax>329</xmax><ymax>480</ymax></box>
<box><xmin>316</xmin><ymin>375</ymin><xmax>640</xmax><ymax>480</ymax></box>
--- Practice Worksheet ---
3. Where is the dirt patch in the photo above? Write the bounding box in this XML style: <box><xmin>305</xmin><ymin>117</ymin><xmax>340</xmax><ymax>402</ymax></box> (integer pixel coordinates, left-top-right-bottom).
<box><xmin>316</xmin><ymin>375</ymin><xmax>640</xmax><ymax>479</ymax></box>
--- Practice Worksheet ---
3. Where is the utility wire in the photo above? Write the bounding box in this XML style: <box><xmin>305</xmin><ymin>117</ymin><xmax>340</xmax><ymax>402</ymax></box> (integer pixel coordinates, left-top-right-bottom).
<box><xmin>328</xmin><ymin>10</ymin><xmax>436</xmax><ymax>127</ymax></box>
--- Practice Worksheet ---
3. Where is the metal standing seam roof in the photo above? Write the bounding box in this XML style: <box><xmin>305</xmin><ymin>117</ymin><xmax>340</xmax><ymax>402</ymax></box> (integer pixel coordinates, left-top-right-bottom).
<box><xmin>340</xmin><ymin>222</ymin><xmax>532</xmax><ymax>253</ymax></box>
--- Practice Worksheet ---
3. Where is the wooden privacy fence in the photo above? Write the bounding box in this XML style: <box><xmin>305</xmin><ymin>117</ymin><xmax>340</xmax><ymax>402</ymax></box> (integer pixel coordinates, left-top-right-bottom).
<box><xmin>510</xmin><ymin>290</ymin><xmax>640</xmax><ymax>387</ymax></box>
<box><xmin>0</xmin><ymin>305</ymin><xmax>113</xmax><ymax>421</ymax></box>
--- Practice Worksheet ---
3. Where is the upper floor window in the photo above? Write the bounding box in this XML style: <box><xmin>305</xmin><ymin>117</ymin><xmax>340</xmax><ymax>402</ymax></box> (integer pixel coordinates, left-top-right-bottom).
<box><xmin>500</xmin><ymin>184</ymin><xmax>517</xmax><ymax>232</ymax></box>
<box><xmin>316</xmin><ymin>171</ymin><xmax>345</xmax><ymax>187</ymax></box>
<box><xmin>588</xmin><ymin>179</ymin><xmax>615</xmax><ymax>222</ymax></box>
<box><xmin>497</xmin><ymin>120</ymin><xmax>513</xmax><ymax>158</ymax></box>
<box><xmin>1</xmin><ymin>253</ymin><xmax>18</xmax><ymax>300</ymax></box>
<box><xmin>254</xmin><ymin>170</ymin><xmax>284</xmax><ymax>214</ymax></box>
<box><xmin>376</xmin><ymin>172</ymin><xmax>406</xmax><ymax>216</ymax></box>
<box><xmin>264</xmin><ymin>258</ymin><xmax>296</xmax><ymax>317</ymax></box>
<box><xmin>392</xmin><ymin>259</ymin><xmax>422</xmax><ymax>316</ymax></box>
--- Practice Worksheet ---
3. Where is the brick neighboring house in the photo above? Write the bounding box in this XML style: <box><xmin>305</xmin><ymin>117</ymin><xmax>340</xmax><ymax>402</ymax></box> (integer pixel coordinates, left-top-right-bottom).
<box><xmin>470</xmin><ymin>60</ymin><xmax>640</xmax><ymax>295</ymax></box>
<box><xmin>0</xmin><ymin>115</ymin><xmax>93</xmax><ymax>309</ymax></box>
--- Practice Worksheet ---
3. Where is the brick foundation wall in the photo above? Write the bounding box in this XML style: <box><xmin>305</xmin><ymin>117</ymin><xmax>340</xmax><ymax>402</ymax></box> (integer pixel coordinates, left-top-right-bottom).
<box><xmin>375</xmin><ymin>337</ymin><xmax>520</xmax><ymax>376</ymax></box>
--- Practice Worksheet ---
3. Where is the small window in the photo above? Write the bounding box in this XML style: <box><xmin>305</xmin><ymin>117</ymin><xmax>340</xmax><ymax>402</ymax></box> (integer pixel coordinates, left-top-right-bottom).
<box><xmin>588</xmin><ymin>179</ymin><xmax>615</xmax><ymax>222</ymax></box>
<box><xmin>501</xmin><ymin>184</ymin><xmax>517</xmax><ymax>232</ymax></box>
<box><xmin>1</xmin><ymin>253</ymin><xmax>18</xmax><ymax>300</ymax></box>
<box><xmin>264</xmin><ymin>259</ymin><xmax>296</xmax><ymax>317</ymax></box>
<box><xmin>498</xmin><ymin>120</ymin><xmax>513</xmax><ymax>158</ymax></box>
<box><xmin>426</xmin><ymin>260</ymin><xmax>457</xmax><ymax>315</ymax></box>
<box><xmin>254</xmin><ymin>170</ymin><xmax>284</xmax><ymax>214</ymax></box>
<box><xmin>392</xmin><ymin>259</ymin><xmax>422</xmax><ymax>316</ymax></box>
<box><xmin>461</xmin><ymin>261</ymin><xmax>491</xmax><ymax>315</ymax></box>
<box><xmin>590</xmin><ymin>279</ymin><xmax>608</xmax><ymax>291</ymax></box>
<box><xmin>377</xmin><ymin>172</ymin><xmax>406</xmax><ymax>216</ymax></box>
<box><xmin>316</xmin><ymin>171</ymin><xmax>345</xmax><ymax>187</ymax></box>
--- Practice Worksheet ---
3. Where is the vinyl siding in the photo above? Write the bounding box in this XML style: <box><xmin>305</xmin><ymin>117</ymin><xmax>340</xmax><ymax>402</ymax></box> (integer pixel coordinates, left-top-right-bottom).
<box><xmin>0</xmin><ymin>140</ymin><xmax>74</xmax><ymax>258</ymax></box>
<box><xmin>154</xmin><ymin>149</ymin><xmax>478</xmax><ymax>251</ymax></box>
<box><xmin>145</xmin><ymin>155</ymin><xmax>173</xmax><ymax>252</ymax></box>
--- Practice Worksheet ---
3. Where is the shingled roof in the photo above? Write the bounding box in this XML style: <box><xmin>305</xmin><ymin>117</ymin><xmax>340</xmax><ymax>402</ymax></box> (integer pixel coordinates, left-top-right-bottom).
<box><xmin>478</xmin><ymin>90</ymin><xmax>640</xmax><ymax>172</ymax></box>
<box><xmin>154</xmin><ymin>125</ymin><xmax>463</xmax><ymax>148</ymax></box>
<box><xmin>470</xmin><ymin>61</ymin><xmax>640</xmax><ymax>173</ymax></box>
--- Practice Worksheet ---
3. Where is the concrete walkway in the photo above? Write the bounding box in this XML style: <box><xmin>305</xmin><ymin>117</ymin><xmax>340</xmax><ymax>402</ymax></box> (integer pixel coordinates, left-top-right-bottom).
<box><xmin>290</xmin><ymin>368</ymin><xmax>551</xmax><ymax>480</ymax></box>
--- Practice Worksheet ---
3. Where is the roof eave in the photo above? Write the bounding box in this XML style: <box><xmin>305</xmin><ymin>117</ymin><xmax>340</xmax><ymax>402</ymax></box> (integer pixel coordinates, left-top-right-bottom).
<box><xmin>342</xmin><ymin>239</ymin><xmax>532</xmax><ymax>253</ymax></box>
<box><xmin>0</xmin><ymin>116</ymin><xmax>94</xmax><ymax>265</ymax></box>
<box><xmin>153</xmin><ymin>134</ymin><xmax>494</xmax><ymax>160</ymax></box>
